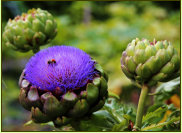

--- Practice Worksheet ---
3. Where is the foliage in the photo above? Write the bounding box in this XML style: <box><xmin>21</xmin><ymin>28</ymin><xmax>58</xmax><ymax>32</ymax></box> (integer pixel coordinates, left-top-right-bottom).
<box><xmin>62</xmin><ymin>98</ymin><xmax>136</xmax><ymax>131</ymax></box>
<box><xmin>141</xmin><ymin>104</ymin><xmax>180</xmax><ymax>131</ymax></box>
<box><xmin>2</xmin><ymin>1</ymin><xmax>180</xmax><ymax>131</ymax></box>
<box><xmin>140</xmin><ymin>77</ymin><xmax>180</xmax><ymax>131</ymax></box>
<box><xmin>154</xmin><ymin>77</ymin><xmax>180</xmax><ymax>102</ymax></box>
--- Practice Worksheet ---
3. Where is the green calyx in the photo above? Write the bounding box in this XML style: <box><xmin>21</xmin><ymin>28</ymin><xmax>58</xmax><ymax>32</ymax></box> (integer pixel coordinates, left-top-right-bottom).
<box><xmin>3</xmin><ymin>8</ymin><xmax>57</xmax><ymax>53</ymax></box>
<box><xmin>121</xmin><ymin>38</ymin><xmax>180</xmax><ymax>86</ymax></box>
<box><xmin>19</xmin><ymin>63</ymin><xmax>108</xmax><ymax>127</ymax></box>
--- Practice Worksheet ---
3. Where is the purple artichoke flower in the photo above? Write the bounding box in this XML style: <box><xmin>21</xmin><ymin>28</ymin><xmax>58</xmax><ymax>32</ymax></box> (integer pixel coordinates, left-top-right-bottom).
<box><xmin>25</xmin><ymin>46</ymin><xmax>96</xmax><ymax>92</ymax></box>
<box><xmin>19</xmin><ymin>46</ymin><xmax>108</xmax><ymax>127</ymax></box>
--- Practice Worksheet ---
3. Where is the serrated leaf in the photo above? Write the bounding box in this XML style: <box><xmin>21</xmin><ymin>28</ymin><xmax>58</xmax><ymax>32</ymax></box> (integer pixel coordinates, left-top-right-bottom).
<box><xmin>104</xmin><ymin>98</ymin><xmax>136</xmax><ymax>123</ymax></box>
<box><xmin>141</xmin><ymin>116</ymin><xmax>180</xmax><ymax>131</ymax></box>
<box><xmin>147</xmin><ymin>103</ymin><xmax>164</xmax><ymax>113</ymax></box>
<box><xmin>154</xmin><ymin>77</ymin><xmax>180</xmax><ymax>102</ymax></box>
<box><xmin>112</xmin><ymin>118</ymin><xmax>128</xmax><ymax>131</ymax></box>
<box><xmin>157</xmin><ymin>77</ymin><xmax>180</xmax><ymax>92</ymax></box>
<box><xmin>142</xmin><ymin>105</ymin><xmax>168</xmax><ymax>125</ymax></box>
<box><xmin>166</xmin><ymin>109</ymin><xmax>180</xmax><ymax>122</ymax></box>
<box><xmin>71</xmin><ymin>110</ymin><xmax>117</xmax><ymax>131</ymax></box>
<box><xmin>70</xmin><ymin>98</ymin><xmax>136</xmax><ymax>131</ymax></box>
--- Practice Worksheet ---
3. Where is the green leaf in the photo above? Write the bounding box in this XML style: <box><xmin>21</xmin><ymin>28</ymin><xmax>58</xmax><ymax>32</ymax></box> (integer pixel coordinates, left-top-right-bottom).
<box><xmin>112</xmin><ymin>118</ymin><xmax>128</xmax><ymax>131</ymax></box>
<box><xmin>147</xmin><ymin>103</ymin><xmax>163</xmax><ymax>113</ymax></box>
<box><xmin>154</xmin><ymin>77</ymin><xmax>180</xmax><ymax>102</ymax></box>
<box><xmin>70</xmin><ymin>98</ymin><xmax>136</xmax><ymax>131</ymax></box>
<box><xmin>108</xmin><ymin>91</ymin><xmax>120</xmax><ymax>100</ymax></box>
<box><xmin>141</xmin><ymin>116</ymin><xmax>180</xmax><ymax>131</ymax></box>
<box><xmin>104</xmin><ymin>98</ymin><xmax>136</xmax><ymax>123</ymax></box>
<box><xmin>167</xmin><ymin>110</ymin><xmax>180</xmax><ymax>121</ymax></box>
<box><xmin>40</xmin><ymin>121</ymin><xmax>54</xmax><ymax>126</ymax></box>
<box><xmin>142</xmin><ymin>105</ymin><xmax>168</xmax><ymax>125</ymax></box>
<box><xmin>71</xmin><ymin>110</ymin><xmax>117</xmax><ymax>131</ymax></box>
<box><xmin>24</xmin><ymin>120</ymin><xmax>33</xmax><ymax>126</ymax></box>
<box><xmin>142</xmin><ymin>103</ymin><xmax>180</xmax><ymax>131</ymax></box>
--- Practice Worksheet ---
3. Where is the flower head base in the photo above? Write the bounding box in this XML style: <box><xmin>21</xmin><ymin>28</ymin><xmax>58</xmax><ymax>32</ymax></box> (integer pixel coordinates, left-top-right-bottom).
<box><xmin>25</xmin><ymin>46</ymin><xmax>96</xmax><ymax>92</ymax></box>
<box><xmin>3</xmin><ymin>8</ymin><xmax>57</xmax><ymax>52</ymax></box>
<box><xmin>19</xmin><ymin>46</ymin><xmax>108</xmax><ymax>127</ymax></box>
<box><xmin>121</xmin><ymin>38</ymin><xmax>180</xmax><ymax>86</ymax></box>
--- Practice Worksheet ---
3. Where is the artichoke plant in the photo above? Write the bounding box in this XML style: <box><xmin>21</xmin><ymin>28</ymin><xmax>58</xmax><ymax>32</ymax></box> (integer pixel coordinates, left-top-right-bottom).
<box><xmin>121</xmin><ymin>38</ymin><xmax>180</xmax><ymax>130</ymax></box>
<box><xmin>121</xmin><ymin>38</ymin><xmax>180</xmax><ymax>87</ymax></box>
<box><xmin>3</xmin><ymin>8</ymin><xmax>57</xmax><ymax>53</ymax></box>
<box><xmin>19</xmin><ymin>46</ymin><xmax>108</xmax><ymax>127</ymax></box>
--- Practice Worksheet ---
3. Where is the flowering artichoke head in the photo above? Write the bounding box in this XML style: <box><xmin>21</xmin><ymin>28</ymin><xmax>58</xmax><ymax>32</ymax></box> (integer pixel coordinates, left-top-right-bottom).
<box><xmin>3</xmin><ymin>8</ymin><xmax>57</xmax><ymax>52</ymax></box>
<box><xmin>121</xmin><ymin>38</ymin><xmax>180</xmax><ymax>86</ymax></box>
<box><xmin>19</xmin><ymin>46</ymin><xmax>108</xmax><ymax>127</ymax></box>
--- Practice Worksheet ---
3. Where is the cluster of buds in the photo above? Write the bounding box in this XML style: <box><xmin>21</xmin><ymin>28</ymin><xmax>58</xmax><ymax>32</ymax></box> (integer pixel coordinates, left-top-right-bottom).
<box><xmin>3</xmin><ymin>8</ymin><xmax>57</xmax><ymax>52</ymax></box>
<box><xmin>121</xmin><ymin>38</ymin><xmax>180</xmax><ymax>86</ymax></box>
<box><xmin>19</xmin><ymin>46</ymin><xmax>108</xmax><ymax>127</ymax></box>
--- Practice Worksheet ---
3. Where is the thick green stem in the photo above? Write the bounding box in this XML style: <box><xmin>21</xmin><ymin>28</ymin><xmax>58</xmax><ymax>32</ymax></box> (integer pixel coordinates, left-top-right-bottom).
<box><xmin>134</xmin><ymin>85</ymin><xmax>149</xmax><ymax>130</ymax></box>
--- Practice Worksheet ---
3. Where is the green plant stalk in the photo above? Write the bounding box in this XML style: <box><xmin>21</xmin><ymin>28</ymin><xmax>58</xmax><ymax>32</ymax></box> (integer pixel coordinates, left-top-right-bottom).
<box><xmin>134</xmin><ymin>85</ymin><xmax>149</xmax><ymax>130</ymax></box>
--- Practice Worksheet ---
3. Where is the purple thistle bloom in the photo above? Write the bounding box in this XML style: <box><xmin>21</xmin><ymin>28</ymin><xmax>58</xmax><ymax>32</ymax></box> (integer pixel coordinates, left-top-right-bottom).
<box><xmin>24</xmin><ymin>46</ymin><xmax>96</xmax><ymax>92</ymax></box>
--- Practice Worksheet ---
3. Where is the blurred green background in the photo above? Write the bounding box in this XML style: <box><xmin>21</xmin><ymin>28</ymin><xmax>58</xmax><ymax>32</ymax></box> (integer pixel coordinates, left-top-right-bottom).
<box><xmin>2</xmin><ymin>1</ymin><xmax>180</xmax><ymax>131</ymax></box>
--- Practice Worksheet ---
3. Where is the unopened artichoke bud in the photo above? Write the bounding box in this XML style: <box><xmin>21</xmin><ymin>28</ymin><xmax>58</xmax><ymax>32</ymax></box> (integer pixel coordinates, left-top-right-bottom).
<box><xmin>19</xmin><ymin>46</ymin><xmax>108</xmax><ymax>127</ymax></box>
<box><xmin>121</xmin><ymin>38</ymin><xmax>180</xmax><ymax>86</ymax></box>
<box><xmin>3</xmin><ymin>8</ymin><xmax>57</xmax><ymax>52</ymax></box>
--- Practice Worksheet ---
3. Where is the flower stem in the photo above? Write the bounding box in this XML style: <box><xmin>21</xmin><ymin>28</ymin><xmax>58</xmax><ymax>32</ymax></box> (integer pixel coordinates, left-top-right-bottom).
<box><xmin>134</xmin><ymin>84</ymin><xmax>149</xmax><ymax>130</ymax></box>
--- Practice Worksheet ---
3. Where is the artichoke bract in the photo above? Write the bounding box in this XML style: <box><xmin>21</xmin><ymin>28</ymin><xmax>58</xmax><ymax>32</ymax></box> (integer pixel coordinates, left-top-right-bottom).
<box><xmin>121</xmin><ymin>38</ymin><xmax>180</xmax><ymax>86</ymax></box>
<box><xmin>19</xmin><ymin>46</ymin><xmax>108</xmax><ymax>127</ymax></box>
<box><xmin>3</xmin><ymin>8</ymin><xmax>57</xmax><ymax>52</ymax></box>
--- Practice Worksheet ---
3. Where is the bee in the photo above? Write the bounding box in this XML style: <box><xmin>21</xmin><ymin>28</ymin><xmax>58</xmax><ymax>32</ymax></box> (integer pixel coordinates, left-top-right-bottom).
<box><xmin>48</xmin><ymin>59</ymin><xmax>56</xmax><ymax>64</ymax></box>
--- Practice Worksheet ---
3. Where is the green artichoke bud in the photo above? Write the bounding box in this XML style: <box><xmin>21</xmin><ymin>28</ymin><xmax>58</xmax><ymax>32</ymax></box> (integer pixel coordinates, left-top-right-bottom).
<box><xmin>121</xmin><ymin>38</ymin><xmax>180</xmax><ymax>86</ymax></box>
<box><xmin>3</xmin><ymin>8</ymin><xmax>57</xmax><ymax>52</ymax></box>
<box><xmin>19</xmin><ymin>46</ymin><xmax>108</xmax><ymax>127</ymax></box>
